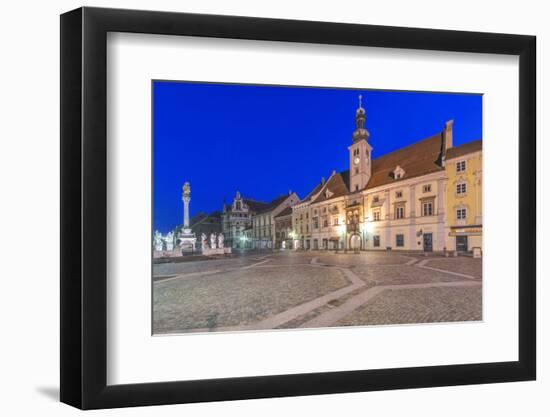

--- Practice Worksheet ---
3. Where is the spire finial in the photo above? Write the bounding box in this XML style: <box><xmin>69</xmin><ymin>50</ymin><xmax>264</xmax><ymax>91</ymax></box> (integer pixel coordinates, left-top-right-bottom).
<box><xmin>356</xmin><ymin>94</ymin><xmax>365</xmax><ymax>117</ymax></box>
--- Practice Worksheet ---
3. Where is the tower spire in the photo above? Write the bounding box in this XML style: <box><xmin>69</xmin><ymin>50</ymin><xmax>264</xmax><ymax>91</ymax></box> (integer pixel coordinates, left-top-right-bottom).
<box><xmin>352</xmin><ymin>94</ymin><xmax>369</xmax><ymax>143</ymax></box>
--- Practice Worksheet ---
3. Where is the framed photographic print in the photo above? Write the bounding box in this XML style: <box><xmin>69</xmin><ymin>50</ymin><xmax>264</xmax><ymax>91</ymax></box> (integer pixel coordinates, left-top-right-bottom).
<box><xmin>60</xmin><ymin>7</ymin><xmax>536</xmax><ymax>409</ymax></box>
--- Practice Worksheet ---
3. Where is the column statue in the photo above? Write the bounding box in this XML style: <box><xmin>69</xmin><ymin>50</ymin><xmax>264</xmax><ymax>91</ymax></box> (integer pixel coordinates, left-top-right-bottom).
<box><xmin>182</xmin><ymin>182</ymin><xmax>191</xmax><ymax>232</ymax></box>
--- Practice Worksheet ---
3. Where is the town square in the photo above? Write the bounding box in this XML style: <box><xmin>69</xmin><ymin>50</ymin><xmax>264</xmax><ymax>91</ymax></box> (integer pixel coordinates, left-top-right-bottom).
<box><xmin>153</xmin><ymin>82</ymin><xmax>483</xmax><ymax>334</ymax></box>
<box><xmin>153</xmin><ymin>250</ymin><xmax>481</xmax><ymax>333</ymax></box>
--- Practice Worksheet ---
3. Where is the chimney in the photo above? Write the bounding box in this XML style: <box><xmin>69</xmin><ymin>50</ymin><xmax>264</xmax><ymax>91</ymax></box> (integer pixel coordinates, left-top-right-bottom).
<box><xmin>321</xmin><ymin>177</ymin><xmax>326</xmax><ymax>185</ymax></box>
<box><xmin>440</xmin><ymin>120</ymin><xmax>454</xmax><ymax>167</ymax></box>
<box><xmin>444</xmin><ymin>120</ymin><xmax>454</xmax><ymax>150</ymax></box>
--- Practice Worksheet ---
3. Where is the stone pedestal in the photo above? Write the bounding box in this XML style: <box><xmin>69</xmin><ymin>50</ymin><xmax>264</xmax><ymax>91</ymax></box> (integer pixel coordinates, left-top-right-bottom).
<box><xmin>179</xmin><ymin>229</ymin><xmax>197</xmax><ymax>253</ymax></box>
<box><xmin>202</xmin><ymin>247</ymin><xmax>232</xmax><ymax>256</ymax></box>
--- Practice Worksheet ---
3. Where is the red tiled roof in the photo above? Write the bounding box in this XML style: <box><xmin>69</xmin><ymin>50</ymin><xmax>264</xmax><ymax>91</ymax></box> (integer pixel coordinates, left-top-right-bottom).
<box><xmin>446</xmin><ymin>139</ymin><xmax>482</xmax><ymax>160</ymax></box>
<box><xmin>366</xmin><ymin>133</ymin><xmax>444</xmax><ymax>189</ymax></box>
<box><xmin>274</xmin><ymin>206</ymin><xmax>293</xmax><ymax>218</ymax></box>
<box><xmin>302</xmin><ymin>182</ymin><xmax>324</xmax><ymax>202</ymax></box>
<box><xmin>243</xmin><ymin>198</ymin><xmax>268</xmax><ymax>212</ymax></box>
<box><xmin>311</xmin><ymin>170</ymin><xmax>350</xmax><ymax>204</ymax></box>
<box><xmin>256</xmin><ymin>194</ymin><xmax>291</xmax><ymax>214</ymax></box>
<box><xmin>301</xmin><ymin>130</ymin><xmax>482</xmax><ymax>200</ymax></box>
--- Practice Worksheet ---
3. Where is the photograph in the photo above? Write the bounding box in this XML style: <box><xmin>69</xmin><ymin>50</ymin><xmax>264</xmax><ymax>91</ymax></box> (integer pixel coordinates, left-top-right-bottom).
<box><xmin>0</xmin><ymin>0</ymin><xmax>541</xmax><ymax>413</ymax></box>
<box><xmin>152</xmin><ymin>81</ymin><xmax>483</xmax><ymax>335</ymax></box>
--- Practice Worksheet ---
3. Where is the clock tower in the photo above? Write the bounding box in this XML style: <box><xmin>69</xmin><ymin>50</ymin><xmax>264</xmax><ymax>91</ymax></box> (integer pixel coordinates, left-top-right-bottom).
<box><xmin>348</xmin><ymin>95</ymin><xmax>372</xmax><ymax>192</ymax></box>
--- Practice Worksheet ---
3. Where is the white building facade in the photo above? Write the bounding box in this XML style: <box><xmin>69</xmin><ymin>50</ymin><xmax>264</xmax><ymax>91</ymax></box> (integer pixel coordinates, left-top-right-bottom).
<box><xmin>222</xmin><ymin>191</ymin><xmax>268</xmax><ymax>249</ymax></box>
<box><xmin>295</xmin><ymin>96</ymin><xmax>452</xmax><ymax>252</ymax></box>
<box><xmin>251</xmin><ymin>193</ymin><xmax>299</xmax><ymax>249</ymax></box>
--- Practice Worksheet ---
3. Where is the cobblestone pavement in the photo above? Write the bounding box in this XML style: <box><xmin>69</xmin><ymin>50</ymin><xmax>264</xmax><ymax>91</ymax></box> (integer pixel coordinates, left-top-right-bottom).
<box><xmin>153</xmin><ymin>264</ymin><xmax>348</xmax><ymax>333</ymax></box>
<box><xmin>152</xmin><ymin>251</ymin><xmax>482</xmax><ymax>334</ymax></box>
<box><xmin>315</xmin><ymin>252</ymin><xmax>411</xmax><ymax>266</ymax></box>
<box><xmin>351</xmin><ymin>265</ymin><xmax>465</xmax><ymax>285</ymax></box>
<box><xmin>423</xmin><ymin>257</ymin><xmax>482</xmax><ymax>279</ymax></box>
<box><xmin>153</xmin><ymin>254</ymin><xmax>269</xmax><ymax>278</ymax></box>
<box><xmin>335</xmin><ymin>286</ymin><xmax>482</xmax><ymax>326</ymax></box>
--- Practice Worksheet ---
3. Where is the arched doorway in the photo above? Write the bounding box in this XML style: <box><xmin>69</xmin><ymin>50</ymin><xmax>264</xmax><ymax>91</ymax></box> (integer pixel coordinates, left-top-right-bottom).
<box><xmin>350</xmin><ymin>234</ymin><xmax>361</xmax><ymax>251</ymax></box>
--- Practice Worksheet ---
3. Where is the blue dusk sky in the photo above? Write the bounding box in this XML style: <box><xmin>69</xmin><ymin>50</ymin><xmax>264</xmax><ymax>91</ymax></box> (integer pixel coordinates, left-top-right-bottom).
<box><xmin>153</xmin><ymin>81</ymin><xmax>482</xmax><ymax>233</ymax></box>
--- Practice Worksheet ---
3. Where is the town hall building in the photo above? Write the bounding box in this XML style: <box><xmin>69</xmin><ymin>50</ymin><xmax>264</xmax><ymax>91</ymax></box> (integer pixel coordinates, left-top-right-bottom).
<box><xmin>291</xmin><ymin>96</ymin><xmax>482</xmax><ymax>253</ymax></box>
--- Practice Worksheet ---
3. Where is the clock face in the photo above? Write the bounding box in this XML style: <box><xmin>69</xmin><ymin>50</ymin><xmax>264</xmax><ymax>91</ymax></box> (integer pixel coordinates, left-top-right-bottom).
<box><xmin>354</xmin><ymin>156</ymin><xmax>360</xmax><ymax>165</ymax></box>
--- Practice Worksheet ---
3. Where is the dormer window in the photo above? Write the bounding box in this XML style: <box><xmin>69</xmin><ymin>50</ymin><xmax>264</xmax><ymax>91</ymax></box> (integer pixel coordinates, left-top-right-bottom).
<box><xmin>393</xmin><ymin>165</ymin><xmax>406</xmax><ymax>180</ymax></box>
<box><xmin>324</xmin><ymin>189</ymin><xmax>333</xmax><ymax>199</ymax></box>
<box><xmin>423</xmin><ymin>184</ymin><xmax>432</xmax><ymax>193</ymax></box>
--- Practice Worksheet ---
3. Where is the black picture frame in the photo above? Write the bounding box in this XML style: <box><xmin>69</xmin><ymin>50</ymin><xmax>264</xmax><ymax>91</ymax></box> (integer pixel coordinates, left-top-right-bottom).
<box><xmin>60</xmin><ymin>6</ymin><xmax>536</xmax><ymax>410</ymax></box>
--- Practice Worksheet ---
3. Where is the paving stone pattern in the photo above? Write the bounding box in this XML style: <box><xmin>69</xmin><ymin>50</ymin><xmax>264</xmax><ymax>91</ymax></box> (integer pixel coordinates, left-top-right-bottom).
<box><xmin>152</xmin><ymin>251</ymin><xmax>482</xmax><ymax>334</ymax></box>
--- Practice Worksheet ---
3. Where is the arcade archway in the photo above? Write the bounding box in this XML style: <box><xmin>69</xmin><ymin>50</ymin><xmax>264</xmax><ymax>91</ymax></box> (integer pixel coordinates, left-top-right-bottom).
<box><xmin>349</xmin><ymin>234</ymin><xmax>361</xmax><ymax>251</ymax></box>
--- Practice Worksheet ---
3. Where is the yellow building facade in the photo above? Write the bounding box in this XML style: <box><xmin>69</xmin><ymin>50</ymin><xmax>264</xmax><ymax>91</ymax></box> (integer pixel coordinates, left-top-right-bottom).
<box><xmin>444</xmin><ymin>139</ymin><xmax>483</xmax><ymax>253</ymax></box>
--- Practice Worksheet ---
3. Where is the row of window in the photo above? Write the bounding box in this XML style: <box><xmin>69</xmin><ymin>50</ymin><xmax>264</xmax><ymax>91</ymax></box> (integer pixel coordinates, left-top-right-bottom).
<box><xmin>372</xmin><ymin>234</ymin><xmax>404</xmax><ymax>247</ymax></box>
<box><xmin>253</xmin><ymin>216</ymin><xmax>271</xmax><ymax>227</ymax></box>
<box><xmin>370</xmin><ymin>184</ymin><xmax>432</xmax><ymax>205</ymax></box>
<box><xmin>287</xmin><ymin>180</ymin><xmax>468</xmax><ymax>229</ymax></box>
<box><xmin>297</xmin><ymin>234</ymin><xmax>409</xmax><ymax>249</ymax></box>
<box><xmin>306</xmin><ymin>204</ymin><xmax>466</xmax><ymax>229</ymax></box>
<box><xmin>226</xmin><ymin>212</ymin><xmax>248</xmax><ymax>218</ymax></box>
<box><xmin>370</xmin><ymin>201</ymin><xmax>434</xmax><ymax>221</ymax></box>
<box><xmin>373</xmin><ymin>205</ymin><xmax>467</xmax><ymax>221</ymax></box>
<box><xmin>252</xmin><ymin>229</ymin><xmax>271</xmax><ymax>238</ymax></box>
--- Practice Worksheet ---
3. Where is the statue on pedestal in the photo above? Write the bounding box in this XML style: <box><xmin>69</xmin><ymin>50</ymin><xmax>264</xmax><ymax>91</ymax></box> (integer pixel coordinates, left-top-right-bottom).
<box><xmin>201</xmin><ymin>233</ymin><xmax>208</xmax><ymax>250</ymax></box>
<box><xmin>165</xmin><ymin>231</ymin><xmax>174</xmax><ymax>251</ymax></box>
<box><xmin>154</xmin><ymin>231</ymin><xmax>164</xmax><ymax>251</ymax></box>
<box><xmin>210</xmin><ymin>233</ymin><xmax>217</xmax><ymax>249</ymax></box>
<box><xmin>218</xmin><ymin>233</ymin><xmax>224</xmax><ymax>249</ymax></box>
